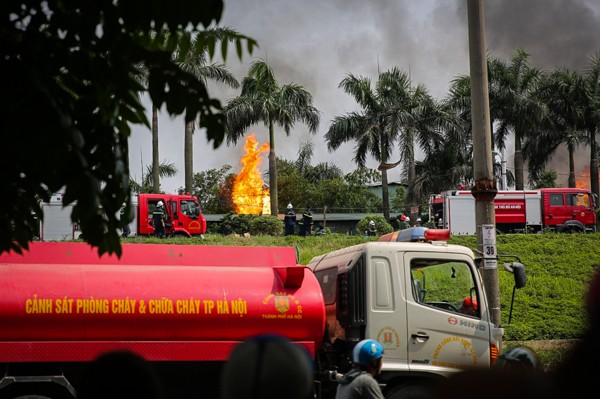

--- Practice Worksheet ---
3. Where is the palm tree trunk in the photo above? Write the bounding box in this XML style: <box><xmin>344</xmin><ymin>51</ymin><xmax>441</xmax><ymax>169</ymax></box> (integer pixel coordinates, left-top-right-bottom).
<box><xmin>381</xmin><ymin>170</ymin><xmax>390</xmax><ymax>220</ymax></box>
<box><xmin>590</xmin><ymin>126</ymin><xmax>599</xmax><ymax>199</ymax></box>
<box><xmin>152</xmin><ymin>105</ymin><xmax>160</xmax><ymax>193</ymax></box>
<box><xmin>268</xmin><ymin>120</ymin><xmax>278</xmax><ymax>216</ymax></box>
<box><xmin>514</xmin><ymin>131</ymin><xmax>524</xmax><ymax>190</ymax></box>
<box><xmin>407</xmin><ymin>132</ymin><xmax>417</xmax><ymax>223</ymax></box>
<box><xmin>568</xmin><ymin>144</ymin><xmax>576</xmax><ymax>188</ymax></box>
<box><xmin>185</xmin><ymin>120</ymin><xmax>195</xmax><ymax>194</ymax></box>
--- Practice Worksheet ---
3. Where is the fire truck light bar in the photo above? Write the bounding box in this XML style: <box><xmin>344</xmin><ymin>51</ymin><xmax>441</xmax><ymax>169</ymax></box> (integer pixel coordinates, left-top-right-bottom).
<box><xmin>386</xmin><ymin>227</ymin><xmax>451</xmax><ymax>243</ymax></box>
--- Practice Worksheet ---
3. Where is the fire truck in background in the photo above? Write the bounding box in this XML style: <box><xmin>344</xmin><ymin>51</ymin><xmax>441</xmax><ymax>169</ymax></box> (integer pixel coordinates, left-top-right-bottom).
<box><xmin>39</xmin><ymin>192</ymin><xmax>207</xmax><ymax>240</ymax></box>
<box><xmin>0</xmin><ymin>228</ymin><xmax>526</xmax><ymax>399</ymax></box>
<box><xmin>430</xmin><ymin>188</ymin><xmax>597</xmax><ymax>235</ymax></box>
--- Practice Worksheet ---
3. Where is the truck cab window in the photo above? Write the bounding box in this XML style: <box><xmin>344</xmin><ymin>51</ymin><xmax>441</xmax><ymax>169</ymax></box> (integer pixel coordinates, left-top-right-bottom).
<box><xmin>549</xmin><ymin>194</ymin><xmax>564</xmax><ymax>206</ymax></box>
<box><xmin>410</xmin><ymin>260</ymin><xmax>479</xmax><ymax>318</ymax></box>
<box><xmin>181</xmin><ymin>200</ymin><xmax>199</xmax><ymax>218</ymax></box>
<box><xmin>567</xmin><ymin>193</ymin><xmax>590</xmax><ymax>208</ymax></box>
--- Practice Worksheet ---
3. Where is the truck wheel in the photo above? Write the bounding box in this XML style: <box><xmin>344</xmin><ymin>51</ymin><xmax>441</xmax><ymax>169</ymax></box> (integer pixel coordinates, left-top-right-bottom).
<box><xmin>386</xmin><ymin>384</ymin><xmax>434</xmax><ymax>399</ymax></box>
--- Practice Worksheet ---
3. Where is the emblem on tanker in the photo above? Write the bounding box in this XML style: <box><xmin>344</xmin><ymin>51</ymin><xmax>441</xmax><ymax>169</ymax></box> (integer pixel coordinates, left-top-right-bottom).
<box><xmin>274</xmin><ymin>295</ymin><xmax>290</xmax><ymax>313</ymax></box>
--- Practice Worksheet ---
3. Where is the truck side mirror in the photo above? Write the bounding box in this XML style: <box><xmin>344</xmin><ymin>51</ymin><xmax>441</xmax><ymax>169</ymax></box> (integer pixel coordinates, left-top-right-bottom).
<box><xmin>504</xmin><ymin>262</ymin><xmax>526</xmax><ymax>289</ymax></box>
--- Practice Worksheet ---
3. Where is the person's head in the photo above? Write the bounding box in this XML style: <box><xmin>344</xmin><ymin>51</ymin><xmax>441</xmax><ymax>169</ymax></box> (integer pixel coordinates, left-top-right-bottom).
<box><xmin>157</xmin><ymin>201</ymin><xmax>164</xmax><ymax>208</ymax></box>
<box><xmin>495</xmin><ymin>346</ymin><xmax>542</xmax><ymax>371</ymax></box>
<box><xmin>405</xmin><ymin>216</ymin><xmax>410</xmax><ymax>223</ymax></box>
<box><xmin>352</xmin><ymin>339</ymin><xmax>384</xmax><ymax>377</ymax></box>
<box><xmin>220</xmin><ymin>334</ymin><xmax>314</xmax><ymax>399</ymax></box>
<box><xmin>369</xmin><ymin>220</ymin><xmax>375</xmax><ymax>226</ymax></box>
<box><xmin>460</xmin><ymin>297</ymin><xmax>478</xmax><ymax>315</ymax></box>
<box><xmin>287</xmin><ymin>203</ymin><xmax>293</xmax><ymax>209</ymax></box>
<box><xmin>79</xmin><ymin>351</ymin><xmax>164</xmax><ymax>399</ymax></box>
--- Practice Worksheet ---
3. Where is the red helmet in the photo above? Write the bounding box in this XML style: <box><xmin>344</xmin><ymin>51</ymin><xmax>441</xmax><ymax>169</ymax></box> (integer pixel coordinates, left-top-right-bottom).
<box><xmin>463</xmin><ymin>297</ymin><xmax>477</xmax><ymax>309</ymax></box>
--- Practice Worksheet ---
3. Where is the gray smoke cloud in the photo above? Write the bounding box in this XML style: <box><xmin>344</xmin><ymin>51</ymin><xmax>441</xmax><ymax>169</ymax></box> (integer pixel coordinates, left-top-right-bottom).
<box><xmin>129</xmin><ymin>0</ymin><xmax>600</xmax><ymax>192</ymax></box>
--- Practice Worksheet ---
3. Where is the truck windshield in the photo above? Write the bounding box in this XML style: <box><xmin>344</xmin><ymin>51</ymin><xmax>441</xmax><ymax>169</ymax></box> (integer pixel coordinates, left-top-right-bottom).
<box><xmin>567</xmin><ymin>193</ymin><xmax>591</xmax><ymax>208</ymax></box>
<box><xmin>411</xmin><ymin>260</ymin><xmax>479</xmax><ymax>318</ymax></box>
<box><xmin>180</xmin><ymin>200</ymin><xmax>200</xmax><ymax>218</ymax></box>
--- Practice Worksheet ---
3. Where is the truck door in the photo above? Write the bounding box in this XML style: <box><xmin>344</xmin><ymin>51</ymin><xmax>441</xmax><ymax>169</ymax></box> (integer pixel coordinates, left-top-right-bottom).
<box><xmin>364</xmin><ymin>253</ymin><xmax>409</xmax><ymax>370</ymax></box>
<box><xmin>404</xmin><ymin>253</ymin><xmax>493</xmax><ymax>371</ymax></box>
<box><xmin>566</xmin><ymin>192</ymin><xmax>596</xmax><ymax>228</ymax></box>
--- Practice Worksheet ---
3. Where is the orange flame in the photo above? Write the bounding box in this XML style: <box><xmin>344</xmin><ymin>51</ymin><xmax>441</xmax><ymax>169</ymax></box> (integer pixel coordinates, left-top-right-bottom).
<box><xmin>576</xmin><ymin>169</ymin><xmax>591</xmax><ymax>189</ymax></box>
<box><xmin>232</xmin><ymin>133</ymin><xmax>270</xmax><ymax>215</ymax></box>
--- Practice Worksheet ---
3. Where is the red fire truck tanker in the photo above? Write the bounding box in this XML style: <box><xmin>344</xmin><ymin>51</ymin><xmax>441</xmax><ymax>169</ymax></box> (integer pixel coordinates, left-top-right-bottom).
<box><xmin>430</xmin><ymin>188</ymin><xmax>597</xmax><ymax>235</ymax></box>
<box><xmin>0</xmin><ymin>228</ymin><xmax>526</xmax><ymax>399</ymax></box>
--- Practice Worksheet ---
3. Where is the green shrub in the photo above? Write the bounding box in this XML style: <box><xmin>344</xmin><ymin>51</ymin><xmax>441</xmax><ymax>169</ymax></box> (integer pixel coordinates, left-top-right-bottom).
<box><xmin>249</xmin><ymin>215</ymin><xmax>284</xmax><ymax>236</ymax></box>
<box><xmin>356</xmin><ymin>215</ymin><xmax>394</xmax><ymax>236</ymax></box>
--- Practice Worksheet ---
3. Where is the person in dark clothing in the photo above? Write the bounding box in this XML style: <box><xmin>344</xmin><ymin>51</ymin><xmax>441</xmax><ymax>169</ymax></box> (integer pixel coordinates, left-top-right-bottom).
<box><xmin>367</xmin><ymin>220</ymin><xmax>377</xmax><ymax>237</ymax></box>
<box><xmin>284</xmin><ymin>203</ymin><xmax>297</xmax><ymax>236</ymax></box>
<box><xmin>152</xmin><ymin>201</ymin><xmax>166</xmax><ymax>238</ymax></box>
<box><xmin>301</xmin><ymin>206</ymin><xmax>314</xmax><ymax>236</ymax></box>
<box><xmin>336</xmin><ymin>339</ymin><xmax>385</xmax><ymax>399</ymax></box>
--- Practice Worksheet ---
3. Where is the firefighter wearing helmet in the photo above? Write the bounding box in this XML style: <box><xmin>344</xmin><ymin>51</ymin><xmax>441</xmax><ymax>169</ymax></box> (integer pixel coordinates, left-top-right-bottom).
<box><xmin>284</xmin><ymin>203</ymin><xmax>296</xmax><ymax>236</ymax></box>
<box><xmin>336</xmin><ymin>339</ymin><xmax>385</xmax><ymax>399</ymax></box>
<box><xmin>152</xmin><ymin>201</ymin><xmax>167</xmax><ymax>238</ymax></box>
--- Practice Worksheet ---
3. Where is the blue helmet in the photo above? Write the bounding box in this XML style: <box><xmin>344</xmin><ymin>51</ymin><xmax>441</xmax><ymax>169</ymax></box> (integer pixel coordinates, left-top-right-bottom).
<box><xmin>352</xmin><ymin>339</ymin><xmax>384</xmax><ymax>366</ymax></box>
<box><xmin>495</xmin><ymin>347</ymin><xmax>541</xmax><ymax>371</ymax></box>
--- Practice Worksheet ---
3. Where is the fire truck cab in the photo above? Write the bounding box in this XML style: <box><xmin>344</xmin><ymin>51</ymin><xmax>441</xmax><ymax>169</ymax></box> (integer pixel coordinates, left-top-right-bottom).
<box><xmin>135</xmin><ymin>193</ymin><xmax>207</xmax><ymax>237</ymax></box>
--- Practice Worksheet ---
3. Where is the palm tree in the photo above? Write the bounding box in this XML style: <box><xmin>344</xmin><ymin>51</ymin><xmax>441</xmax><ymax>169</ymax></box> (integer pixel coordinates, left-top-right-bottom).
<box><xmin>326</xmin><ymin>71</ymin><xmax>396</xmax><ymax>219</ymax></box>
<box><xmin>327</xmin><ymin>68</ymin><xmax>447</xmax><ymax>220</ymax></box>
<box><xmin>582</xmin><ymin>53</ymin><xmax>600</xmax><ymax>199</ymax></box>
<box><xmin>526</xmin><ymin>68</ymin><xmax>586</xmax><ymax>187</ymax></box>
<box><xmin>130</xmin><ymin>161</ymin><xmax>178</xmax><ymax>194</ymax></box>
<box><xmin>224</xmin><ymin>59</ymin><xmax>320</xmax><ymax>216</ymax></box>
<box><xmin>489</xmin><ymin>48</ymin><xmax>547</xmax><ymax>190</ymax></box>
<box><xmin>171</xmin><ymin>29</ymin><xmax>241</xmax><ymax>193</ymax></box>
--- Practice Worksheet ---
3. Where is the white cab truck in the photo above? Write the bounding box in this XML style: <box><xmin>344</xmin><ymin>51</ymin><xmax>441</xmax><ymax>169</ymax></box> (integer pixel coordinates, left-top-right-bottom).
<box><xmin>308</xmin><ymin>227</ymin><xmax>526</xmax><ymax>399</ymax></box>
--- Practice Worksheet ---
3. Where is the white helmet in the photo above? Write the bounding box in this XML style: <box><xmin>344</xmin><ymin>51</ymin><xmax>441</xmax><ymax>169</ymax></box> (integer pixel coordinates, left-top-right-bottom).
<box><xmin>405</xmin><ymin>216</ymin><xmax>410</xmax><ymax>222</ymax></box>
<box><xmin>287</xmin><ymin>203</ymin><xmax>293</xmax><ymax>209</ymax></box>
<box><xmin>369</xmin><ymin>220</ymin><xmax>375</xmax><ymax>225</ymax></box>
<box><xmin>157</xmin><ymin>201</ymin><xmax>164</xmax><ymax>207</ymax></box>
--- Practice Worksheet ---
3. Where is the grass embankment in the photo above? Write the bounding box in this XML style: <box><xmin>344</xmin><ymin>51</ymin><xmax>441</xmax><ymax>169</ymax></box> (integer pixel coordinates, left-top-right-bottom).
<box><xmin>123</xmin><ymin>232</ymin><xmax>600</xmax><ymax>369</ymax></box>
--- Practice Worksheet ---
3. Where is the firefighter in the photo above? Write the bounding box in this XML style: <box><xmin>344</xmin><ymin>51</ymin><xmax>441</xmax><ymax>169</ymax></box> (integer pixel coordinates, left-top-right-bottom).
<box><xmin>284</xmin><ymin>203</ymin><xmax>297</xmax><ymax>236</ymax></box>
<box><xmin>336</xmin><ymin>339</ymin><xmax>385</xmax><ymax>399</ymax></box>
<box><xmin>367</xmin><ymin>220</ymin><xmax>377</xmax><ymax>237</ymax></box>
<box><xmin>152</xmin><ymin>201</ymin><xmax>167</xmax><ymax>238</ymax></box>
<box><xmin>301</xmin><ymin>206</ymin><xmax>314</xmax><ymax>236</ymax></box>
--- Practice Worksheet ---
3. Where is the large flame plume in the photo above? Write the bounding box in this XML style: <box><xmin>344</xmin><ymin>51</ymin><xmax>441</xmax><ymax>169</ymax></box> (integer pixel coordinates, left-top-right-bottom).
<box><xmin>232</xmin><ymin>133</ymin><xmax>271</xmax><ymax>215</ymax></box>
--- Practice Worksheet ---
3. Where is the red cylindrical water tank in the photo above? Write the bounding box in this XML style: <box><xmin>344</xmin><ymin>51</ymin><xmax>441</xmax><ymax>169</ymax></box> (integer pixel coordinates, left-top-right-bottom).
<box><xmin>0</xmin><ymin>243</ymin><xmax>326</xmax><ymax>362</ymax></box>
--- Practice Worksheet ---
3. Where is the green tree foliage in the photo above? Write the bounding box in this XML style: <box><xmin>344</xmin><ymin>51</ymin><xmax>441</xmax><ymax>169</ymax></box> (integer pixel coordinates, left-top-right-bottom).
<box><xmin>1</xmin><ymin>1</ymin><xmax>255</xmax><ymax>255</ymax></box>
<box><xmin>182</xmin><ymin>165</ymin><xmax>234</xmax><ymax>213</ymax></box>
<box><xmin>130</xmin><ymin>161</ymin><xmax>178</xmax><ymax>194</ymax></box>
<box><xmin>356</xmin><ymin>215</ymin><xmax>394</xmax><ymax>236</ymax></box>
<box><xmin>532</xmin><ymin>170</ymin><xmax>558</xmax><ymax>189</ymax></box>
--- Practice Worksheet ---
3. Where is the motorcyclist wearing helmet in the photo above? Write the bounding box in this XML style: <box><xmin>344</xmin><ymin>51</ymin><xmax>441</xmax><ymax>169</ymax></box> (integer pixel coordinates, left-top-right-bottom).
<box><xmin>335</xmin><ymin>339</ymin><xmax>385</xmax><ymax>399</ymax></box>
<box><xmin>495</xmin><ymin>346</ymin><xmax>542</xmax><ymax>371</ymax></box>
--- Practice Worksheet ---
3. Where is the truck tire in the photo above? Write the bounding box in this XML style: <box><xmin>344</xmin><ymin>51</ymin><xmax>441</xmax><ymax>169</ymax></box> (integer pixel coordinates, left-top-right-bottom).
<box><xmin>386</xmin><ymin>384</ymin><xmax>434</xmax><ymax>399</ymax></box>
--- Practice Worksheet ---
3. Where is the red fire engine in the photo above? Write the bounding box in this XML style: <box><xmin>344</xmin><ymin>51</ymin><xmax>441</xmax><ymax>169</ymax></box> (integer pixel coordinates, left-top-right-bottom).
<box><xmin>430</xmin><ymin>188</ymin><xmax>597</xmax><ymax>235</ymax></box>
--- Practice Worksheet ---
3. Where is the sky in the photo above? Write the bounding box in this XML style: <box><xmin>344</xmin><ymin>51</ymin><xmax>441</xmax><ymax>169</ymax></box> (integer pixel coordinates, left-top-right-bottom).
<box><xmin>129</xmin><ymin>0</ymin><xmax>600</xmax><ymax>193</ymax></box>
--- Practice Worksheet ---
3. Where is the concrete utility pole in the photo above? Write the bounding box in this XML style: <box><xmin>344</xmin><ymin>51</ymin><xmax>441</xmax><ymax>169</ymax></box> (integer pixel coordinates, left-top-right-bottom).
<box><xmin>467</xmin><ymin>0</ymin><xmax>501</xmax><ymax>327</ymax></box>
